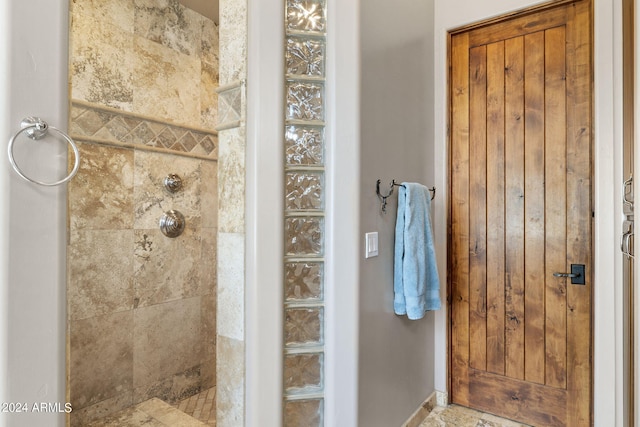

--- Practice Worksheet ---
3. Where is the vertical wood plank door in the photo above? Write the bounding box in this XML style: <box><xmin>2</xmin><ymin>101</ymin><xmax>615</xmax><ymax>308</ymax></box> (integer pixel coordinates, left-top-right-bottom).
<box><xmin>449</xmin><ymin>1</ymin><xmax>592</xmax><ymax>425</ymax></box>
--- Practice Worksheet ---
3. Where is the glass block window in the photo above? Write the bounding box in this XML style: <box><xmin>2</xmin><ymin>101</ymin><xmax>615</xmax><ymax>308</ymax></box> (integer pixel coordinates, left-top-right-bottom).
<box><xmin>284</xmin><ymin>0</ymin><xmax>327</xmax><ymax>425</ymax></box>
<box><xmin>285</xmin><ymin>126</ymin><xmax>324</xmax><ymax>166</ymax></box>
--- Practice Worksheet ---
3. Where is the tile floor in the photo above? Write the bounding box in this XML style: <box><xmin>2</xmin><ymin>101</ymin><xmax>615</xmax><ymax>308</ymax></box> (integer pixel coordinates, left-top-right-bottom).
<box><xmin>85</xmin><ymin>398</ymin><xmax>206</xmax><ymax>427</ymax></box>
<box><xmin>419</xmin><ymin>405</ymin><xmax>532</xmax><ymax>427</ymax></box>
<box><xmin>84</xmin><ymin>387</ymin><xmax>217</xmax><ymax>427</ymax></box>
<box><xmin>174</xmin><ymin>387</ymin><xmax>217</xmax><ymax>426</ymax></box>
<box><xmin>87</xmin><ymin>388</ymin><xmax>529</xmax><ymax>427</ymax></box>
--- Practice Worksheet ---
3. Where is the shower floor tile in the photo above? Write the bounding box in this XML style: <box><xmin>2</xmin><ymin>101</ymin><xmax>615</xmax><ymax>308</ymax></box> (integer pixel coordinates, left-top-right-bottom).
<box><xmin>86</xmin><ymin>398</ymin><xmax>206</xmax><ymax>427</ymax></box>
<box><xmin>419</xmin><ymin>405</ymin><xmax>532</xmax><ymax>427</ymax></box>
<box><xmin>174</xmin><ymin>386</ymin><xmax>217</xmax><ymax>426</ymax></box>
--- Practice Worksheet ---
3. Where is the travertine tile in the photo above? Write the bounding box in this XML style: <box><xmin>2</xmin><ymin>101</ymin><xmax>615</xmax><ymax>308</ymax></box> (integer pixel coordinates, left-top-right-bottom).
<box><xmin>201</xmin><ymin>62</ymin><xmax>219</xmax><ymax>130</ymax></box>
<box><xmin>133</xmin><ymin>298</ymin><xmax>204</xmax><ymax>388</ymax></box>
<box><xmin>133</xmin><ymin>365</ymin><xmax>203</xmax><ymax>405</ymax></box>
<box><xmin>68</xmin><ymin>229</ymin><xmax>134</xmax><ymax>320</ymax></box>
<box><xmin>201</xmin><ymin>161</ymin><xmax>218</xmax><ymax>228</ymax></box>
<box><xmin>217</xmin><ymin>233</ymin><xmax>244</xmax><ymax>340</ymax></box>
<box><xmin>218</xmin><ymin>0</ymin><xmax>247</xmax><ymax>84</ymax></box>
<box><xmin>133</xmin><ymin>150</ymin><xmax>203</xmax><ymax>230</ymax></box>
<box><xmin>201</xmin><ymin>228</ymin><xmax>218</xmax><ymax>293</ymax></box>
<box><xmin>85</xmin><ymin>405</ymin><xmax>163</xmax><ymax>427</ymax></box>
<box><xmin>201</xmin><ymin>292</ymin><xmax>217</xmax><ymax>387</ymax></box>
<box><xmin>418</xmin><ymin>405</ymin><xmax>532</xmax><ymax>427</ymax></box>
<box><xmin>138</xmin><ymin>398</ymin><xmax>207</xmax><ymax>426</ymax></box>
<box><xmin>201</xmin><ymin>19</ymin><xmax>220</xmax><ymax>68</ymax></box>
<box><xmin>217</xmin><ymin>127</ymin><xmax>245</xmax><ymax>233</ymax></box>
<box><xmin>134</xmin><ymin>0</ymin><xmax>204</xmax><ymax>57</ymax></box>
<box><xmin>175</xmin><ymin>387</ymin><xmax>216</xmax><ymax>426</ymax></box>
<box><xmin>71</xmin><ymin>0</ymin><xmax>135</xmax><ymax>33</ymax></box>
<box><xmin>71</xmin><ymin>14</ymin><xmax>135</xmax><ymax>110</ymax></box>
<box><xmin>216</xmin><ymin>336</ymin><xmax>244</xmax><ymax>427</ymax></box>
<box><xmin>133</xmin><ymin>228</ymin><xmax>202</xmax><ymax>307</ymax></box>
<box><xmin>70</xmin><ymin>311</ymin><xmax>134</xmax><ymax>409</ymax></box>
<box><xmin>68</xmin><ymin>142</ymin><xmax>134</xmax><ymax>230</ymax></box>
<box><xmin>133</xmin><ymin>36</ymin><xmax>201</xmax><ymax>127</ymax></box>
<box><xmin>70</xmin><ymin>391</ymin><xmax>133</xmax><ymax>426</ymax></box>
<box><xmin>86</xmin><ymin>398</ymin><xmax>207</xmax><ymax>427</ymax></box>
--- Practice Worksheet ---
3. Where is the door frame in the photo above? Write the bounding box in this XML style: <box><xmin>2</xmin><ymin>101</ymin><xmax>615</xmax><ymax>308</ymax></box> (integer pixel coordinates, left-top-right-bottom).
<box><xmin>435</xmin><ymin>0</ymin><xmax>622</xmax><ymax>424</ymax></box>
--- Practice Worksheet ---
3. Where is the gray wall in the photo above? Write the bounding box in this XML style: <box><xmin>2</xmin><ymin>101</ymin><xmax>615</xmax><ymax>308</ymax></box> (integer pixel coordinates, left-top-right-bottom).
<box><xmin>2</xmin><ymin>0</ymin><xmax>69</xmax><ymax>426</ymax></box>
<box><xmin>359</xmin><ymin>0</ymin><xmax>437</xmax><ymax>425</ymax></box>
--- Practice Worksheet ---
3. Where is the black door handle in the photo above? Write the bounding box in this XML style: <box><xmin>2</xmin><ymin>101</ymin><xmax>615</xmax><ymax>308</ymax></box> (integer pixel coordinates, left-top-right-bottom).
<box><xmin>553</xmin><ymin>264</ymin><xmax>585</xmax><ymax>285</ymax></box>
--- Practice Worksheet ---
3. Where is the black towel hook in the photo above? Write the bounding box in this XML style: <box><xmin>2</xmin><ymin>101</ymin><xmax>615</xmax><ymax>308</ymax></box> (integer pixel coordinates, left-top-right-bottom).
<box><xmin>376</xmin><ymin>179</ymin><xmax>436</xmax><ymax>214</ymax></box>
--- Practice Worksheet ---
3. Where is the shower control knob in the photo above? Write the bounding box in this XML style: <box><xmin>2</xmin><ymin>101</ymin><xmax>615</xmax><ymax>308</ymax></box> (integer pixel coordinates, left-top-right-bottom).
<box><xmin>159</xmin><ymin>210</ymin><xmax>186</xmax><ymax>238</ymax></box>
<box><xmin>164</xmin><ymin>174</ymin><xmax>183</xmax><ymax>193</ymax></box>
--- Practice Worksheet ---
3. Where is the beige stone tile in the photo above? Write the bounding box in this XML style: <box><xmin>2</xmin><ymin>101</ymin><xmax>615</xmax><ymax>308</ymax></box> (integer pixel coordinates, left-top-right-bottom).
<box><xmin>70</xmin><ymin>14</ymin><xmax>135</xmax><ymax>110</ymax></box>
<box><xmin>201</xmin><ymin>160</ymin><xmax>218</xmax><ymax>229</ymax></box>
<box><xmin>85</xmin><ymin>405</ymin><xmax>163</xmax><ymax>427</ymax></box>
<box><xmin>68</xmin><ymin>229</ymin><xmax>134</xmax><ymax>320</ymax></box>
<box><xmin>133</xmin><ymin>298</ymin><xmax>204</xmax><ymax>388</ymax></box>
<box><xmin>133</xmin><ymin>365</ymin><xmax>203</xmax><ymax>405</ymax></box>
<box><xmin>69</xmin><ymin>142</ymin><xmax>134</xmax><ymax>230</ymax></box>
<box><xmin>134</xmin><ymin>0</ymin><xmax>204</xmax><ymax>57</ymax></box>
<box><xmin>133</xmin><ymin>35</ymin><xmax>201</xmax><ymax>128</ymax></box>
<box><xmin>70</xmin><ymin>391</ymin><xmax>133</xmax><ymax>427</ymax></box>
<box><xmin>218</xmin><ymin>127</ymin><xmax>245</xmax><ymax>233</ymax></box>
<box><xmin>71</xmin><ymin>0</ymin><xmax>135</xmax><ymax>34</ymax></box>
<box><xmin>133</xmin><ymin>228</ymin><xmax>202</xmax><ymax>307</ymax></box>
<box><xmin>218</xmin><ymin>0</ymin><xmax>247</xmax><ymax>84</ymax></box>
<box><xmin>201</xmin><ymin>292</ymin><xmax>217</xmax><ymax>388</ymax></box>
<box><xmin>217</xmin><ymin>233</ymin><xmax>244</xmax><ymax>340</ymax></box>
<box><xmin>481</xmin><ymin>412</ymin><xmax>532</xmax><ymax>427</ymax></box>
<box><xmin>69</xmin><ymin>310</ymin><xmax>134</xmax><ymax>409</ymax></box>
<box><xmin>216</xmin><ymin>336</ymin><xmax>244</xmax><ymax>427</ymax></box>
<box><xmin>201</xmin><ymin>18</ymin><xmax>220</xmax><ymax>68</ymax></box>
<box><xmin>133</xmin><ymin>150</ymin><xmax>203</xmax><ymax>230</ymax></box>
<box><xmin>201</xmin><ymin>227</ymin><xmax>217</xmax><ymax>291</ymax></box>
<box><xmin>137</xmin><ymin>398</ymin><xmax>207</xmax><ymax>426</ymax></box>
<box><xmin>201</xmin><ymin>63</ymin><xmax>219</xmax><ymax>130</ymax></box>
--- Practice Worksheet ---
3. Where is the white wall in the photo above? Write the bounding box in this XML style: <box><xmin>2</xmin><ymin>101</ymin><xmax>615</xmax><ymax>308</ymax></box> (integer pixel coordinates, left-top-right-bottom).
<box><xmin>0</xmin><ymin>0</ymin><xmax>69</xmax><ymax>426</ymax></box>
<box><xmin>358</xmin><ymin>1</ymin><xmax>437</xmax><ymax>425</ymax></box>
<box><xmin>433</xmin><ymin>0</ymin><xmax>622</xmax><ymax>424</ymax></box>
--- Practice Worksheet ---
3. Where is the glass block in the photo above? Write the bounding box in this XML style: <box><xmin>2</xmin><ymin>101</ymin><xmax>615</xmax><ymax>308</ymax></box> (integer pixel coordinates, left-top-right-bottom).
<box><xmin>285</xmin><ymin>217</ymin><xmax>324</xmax><ymax>256</ymax></box>
<box><xmin>285</xmin><ymin>126</ymin><xmax>324</xmax><ymax>166</ymax></box>
<box><xmin>285</xmin><ymin>262</ymin><xmax>323</xmax><ymax>302</ymax></box>
<box><xmin>286</xmin><ymin>82</ymin><xmax>324</xmax><ymax>122</ymax></box>
<box><xmin>284</xmin><ymin>399</ymin><xmax>324</xmax><ymax>427</ymax></box>
<box><xmin>286</xmin><ymin>172</ymin><xmax>324</xmax><ymax>211</ymax></box>
<box><xmin>286</xmin><ymin>37</ymin><xmax>325</xmax><ymax>77</ymax></box>
<box><xmin>285</xmin><ymin>308</ymin><xmax>323</xmax><ymax>346</ymax></box>
<box><xmin>284</xmin><ymin>353</ymin><xmax>323</xmax><ymax>391</ymax></box>
<box><xmin>286</xmin><ymin>0</ymin><xmax>326</xmax><ymax>33</ymax></box>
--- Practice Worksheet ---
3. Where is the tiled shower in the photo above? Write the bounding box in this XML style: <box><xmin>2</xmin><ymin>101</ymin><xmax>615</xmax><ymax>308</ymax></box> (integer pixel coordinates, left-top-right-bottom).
<box><xmin>66</xmin><ymin>1</ymin><xmax>219</xmax><ymax>424</ymax></box>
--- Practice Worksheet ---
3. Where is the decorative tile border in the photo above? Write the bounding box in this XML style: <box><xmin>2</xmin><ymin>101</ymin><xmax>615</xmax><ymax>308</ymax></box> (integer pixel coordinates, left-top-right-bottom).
<box><xmin>70</xmin><ymin>100</ymin><xmax>218</xmax><ymax>161</ymax></box>
<box><xmin>216</xmin><ymin>80</ymin><xmax>244</xmax><ymax>131</ymax></box>
<box><xmin>283</xmin><ymin>0</ymin><xmax>327</xmax><ymax>424</ymax></box>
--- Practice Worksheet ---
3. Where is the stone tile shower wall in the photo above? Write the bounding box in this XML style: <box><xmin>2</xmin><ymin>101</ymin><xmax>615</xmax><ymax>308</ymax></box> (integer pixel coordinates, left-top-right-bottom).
<box><xmin>283</xmin><ymin>1</ymin><xmax>327</xmax><ymax>425</ymax></box>
<box><xmin>67</xmin><ymin>1</ymin><xmax>219</xmax><ymax>425</ymax></box>
<box><xmin>215</xmin><ymin>0</ymin><xmax>247</xmax><ymax>425</ymax></box>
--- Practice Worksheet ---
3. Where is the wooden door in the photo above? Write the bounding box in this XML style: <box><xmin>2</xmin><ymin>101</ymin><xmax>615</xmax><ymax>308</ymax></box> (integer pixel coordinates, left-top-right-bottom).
<box><xmin>449</xmin><ymin>1</ymin><xmax>592</xmax><ymax>426</ymax></box>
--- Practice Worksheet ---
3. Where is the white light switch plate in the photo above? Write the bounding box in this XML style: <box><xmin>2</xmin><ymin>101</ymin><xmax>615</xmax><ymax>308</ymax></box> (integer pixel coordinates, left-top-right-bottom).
<box><xmin>365</xmin><ymin>232</ymin><xmax>379</xmax><ymax>258</ymax></box>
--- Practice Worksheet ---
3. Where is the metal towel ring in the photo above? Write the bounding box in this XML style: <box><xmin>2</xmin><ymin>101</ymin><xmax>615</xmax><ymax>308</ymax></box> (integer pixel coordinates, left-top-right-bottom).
<box><xmin>8</xmin><ymin>117</ymin><xmax>80</xmax><ymax>186</ymax></box>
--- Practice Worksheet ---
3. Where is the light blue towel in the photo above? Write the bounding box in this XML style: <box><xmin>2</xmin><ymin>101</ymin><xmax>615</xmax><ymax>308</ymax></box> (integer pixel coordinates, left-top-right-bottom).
<box><xmin>394</xmin><ymin>182</ymin><xmax>441</xmax><ymax>319</ymax></box>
